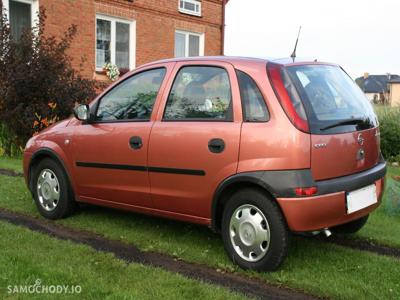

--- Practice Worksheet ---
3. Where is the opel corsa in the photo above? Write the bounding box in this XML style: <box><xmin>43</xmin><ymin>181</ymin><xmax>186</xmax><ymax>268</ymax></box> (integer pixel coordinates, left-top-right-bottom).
<box><xmin>24</xmin><ymin>57</ymin><xmax>386</xmax><ymax>271</ymax></box>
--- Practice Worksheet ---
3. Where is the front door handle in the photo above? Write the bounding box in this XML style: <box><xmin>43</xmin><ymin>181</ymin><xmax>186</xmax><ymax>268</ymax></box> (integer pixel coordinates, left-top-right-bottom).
<box><xmin>129</xmin><ymin>136</ymin><xmax>142</xmax><ymax>150</ymax></box>
<box><xmin>208</xmin><ymin>138</ymin><xmax>225</xmax><ymax>153</ymax></box>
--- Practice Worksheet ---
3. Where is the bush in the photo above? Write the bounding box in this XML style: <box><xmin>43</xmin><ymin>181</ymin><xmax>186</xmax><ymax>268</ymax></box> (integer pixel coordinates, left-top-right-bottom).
<box><xmin>0</xmin><ymin>6</ymin><xmax>100</xmax><ymax>155</ymax></box>
<box><xmin>383</xmin><ymin>177</ymin><xmax>400</xmax><ymax>215</ymax></box>
<box><xmin>375</xmin><ymin>105</ymin><xmax>400</xmax><ymax>162</ymax></box>
<box><xmin>0</xmin><ymin>123</ymin><xmax>21</xmax><ymax>157</ymax></box>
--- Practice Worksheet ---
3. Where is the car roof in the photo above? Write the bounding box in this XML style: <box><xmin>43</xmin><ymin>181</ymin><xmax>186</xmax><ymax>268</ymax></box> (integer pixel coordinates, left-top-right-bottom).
<box><xmin>139</xmin><ymin>56</ymin><xmax>334</xmax><ymax>69</ymax></box>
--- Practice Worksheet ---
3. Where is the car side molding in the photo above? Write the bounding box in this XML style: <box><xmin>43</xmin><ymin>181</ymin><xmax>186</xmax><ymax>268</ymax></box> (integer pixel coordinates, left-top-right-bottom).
<box><xmin>76</xmin><ymin>161</ymin><xmax>206</xmax><ymax>176</ymax></box>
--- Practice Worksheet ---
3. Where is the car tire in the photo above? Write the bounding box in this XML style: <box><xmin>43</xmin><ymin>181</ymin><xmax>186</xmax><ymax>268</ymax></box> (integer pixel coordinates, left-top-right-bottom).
<box><xmin>331</xmin><ymin>215</ymin><xmax>369</xmax><ymax>234</ymax></box>
<box><xmin>32</xmin><ymin>158</ymin><xmax>76</xmax><ymax>219</ymax></box>
<box><xmin>221</xmin><ymin>188</ymin><xmax>289</xmax><ymax>271</ymax></box>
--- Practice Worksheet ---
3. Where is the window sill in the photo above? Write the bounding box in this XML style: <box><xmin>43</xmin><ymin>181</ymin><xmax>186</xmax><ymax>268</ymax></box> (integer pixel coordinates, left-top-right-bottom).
<box><xmin>94</xmin><ymin>68</ymin><xmax>130</xmax><ymax>81</ymax></box>
<box><xmin>93</xmin><ymin>72</ymin><xmax>110</xmax><ymax>82</ymax></box>
<box><xmin>178</xmin><ymin>11</ymin><xmax>203</xmax><ymax>18</ymax></box>
<box><xmin>95</xmin><ymin>68</ymin><xmax>130</xmax><ymax>75</ymax></box>
<box><xmin>95</xmin><ymin>69</ymin><xmax>106</xmax><ymax>75</ymax></box>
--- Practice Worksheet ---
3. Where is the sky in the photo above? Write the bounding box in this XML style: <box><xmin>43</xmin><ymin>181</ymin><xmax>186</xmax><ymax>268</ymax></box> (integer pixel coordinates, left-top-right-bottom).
<box><xmin>225</xmin><ymin>0</ymin><xmax>400</xmax><ymax>79</ymax></box>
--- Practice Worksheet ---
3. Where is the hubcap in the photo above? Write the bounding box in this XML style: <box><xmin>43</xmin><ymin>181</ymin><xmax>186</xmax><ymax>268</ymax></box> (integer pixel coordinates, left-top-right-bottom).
<box><xmin>229</xmin><ymin>204</ymin><xmax>270</xmax><ymax>262</ymax></box>
<box><xmin>37</xmin><ymin>169</ymin><xmax>60</xmax><ymax>212</ymax></box>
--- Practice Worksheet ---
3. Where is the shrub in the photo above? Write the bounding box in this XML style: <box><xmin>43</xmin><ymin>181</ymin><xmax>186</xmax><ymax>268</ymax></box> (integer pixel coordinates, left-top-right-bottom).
<box><xmin>0</xmin><ymin>123</ymin><xmax>21</xmax><ymax>157</ymax></box>
<box><xmin>383</xmin><ymin>177</ymin><xmax>400</xmax><ymax>215</ymax></box>
<box><xmin>375</xmin><ymin>105</ymin><xmax>400</xmax><ymax>162</ymax></box>
<box><xmin>0</xmin><ymin>6</ymin><xmax>100</xmax><ymax>155</ymax></box>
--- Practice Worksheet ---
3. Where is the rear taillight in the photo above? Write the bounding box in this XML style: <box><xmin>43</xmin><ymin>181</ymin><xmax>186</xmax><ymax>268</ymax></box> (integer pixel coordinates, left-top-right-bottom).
<box><xmin>294</xmin><ymin>187</ymin><xmax>318</xmax><ymax>197</ymax></box>
<box><xmin>267</xmin><ymin>63</ymin><xmax>309</xmax><ymax>132</ymax></box>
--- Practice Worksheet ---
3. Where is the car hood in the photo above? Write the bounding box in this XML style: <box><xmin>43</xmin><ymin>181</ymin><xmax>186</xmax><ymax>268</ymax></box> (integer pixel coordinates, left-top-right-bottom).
<box><xmin>38</xmin><ymin>117</ymin><xmax>72</xmax><ymax>135</ymax></box>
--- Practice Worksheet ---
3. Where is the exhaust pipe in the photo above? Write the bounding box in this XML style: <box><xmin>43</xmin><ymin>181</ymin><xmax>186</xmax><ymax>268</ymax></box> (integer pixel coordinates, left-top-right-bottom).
<box><xmin>322</xmin><ymin>228</ymin><xmax>332</xmax><ymax>237</ymax></box>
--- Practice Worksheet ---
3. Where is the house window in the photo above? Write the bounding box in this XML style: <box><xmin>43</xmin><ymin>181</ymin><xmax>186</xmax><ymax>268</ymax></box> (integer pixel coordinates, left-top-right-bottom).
<box><xmin>3</xmin><ymin>0</ymin><xmax>39</xmax><ymax>40</ymax></box>
<box><xmin>174</xmin><ymin>30</ymin><xmax>204</xmax><ymax>57</ymax></box>
<box><xmin>96</xmin><ymin>15</ymin><xmax>136</xmax><ymax>71</ymax></box>
<box><xmin>178</xmin><ymin>0</ymin><xmax>201</xmax><ymax>17</ymax></box>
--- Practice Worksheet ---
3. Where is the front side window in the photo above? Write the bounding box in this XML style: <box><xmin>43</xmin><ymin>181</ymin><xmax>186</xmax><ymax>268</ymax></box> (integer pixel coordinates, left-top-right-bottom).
<box><xmin>96</xmin><ymin>16</ymin><xmax>133</xmax><ymax>70</ymax></box>
<box><xmin>237</xmin><ymin>71</ymin><xmax>269</xmax><ymax>122</ymax></box>
<box><xmin>96</xmin><ymin>68</ymin><xmax>166</xmax><ymax>121</ymax></box>
<box><xmin>174</xmin><ymin>31</ymin><xmax>203</xmax><ymax>57</ymax></box>
<box><xmin>164</xmin><ymin>66</ymin><xmax>232</xmax><ymax>121</ymax></box>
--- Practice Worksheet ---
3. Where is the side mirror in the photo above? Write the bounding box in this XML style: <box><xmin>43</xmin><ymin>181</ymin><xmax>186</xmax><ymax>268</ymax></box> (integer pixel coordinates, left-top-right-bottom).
<box><xmin>73</xmin><ymin>104</ymin><xmax>91</xmax><ymax>122</ymax></box>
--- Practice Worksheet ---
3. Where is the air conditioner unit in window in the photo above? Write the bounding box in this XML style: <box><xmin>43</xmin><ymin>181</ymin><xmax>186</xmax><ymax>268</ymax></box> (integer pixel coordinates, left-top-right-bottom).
<box><xmin>179</xmin><ymin>0</ymin><xmax>201</xmax><ymax>17</ymax></box>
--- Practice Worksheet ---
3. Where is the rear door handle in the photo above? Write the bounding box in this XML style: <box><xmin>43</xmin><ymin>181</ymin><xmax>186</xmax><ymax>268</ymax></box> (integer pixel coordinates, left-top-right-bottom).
<box><xmin>129</xmin><ymin>136</ymin><xmax>143</xmax><ymax>150</ymax></box>
<box><xmin>208</xmin><ymin>138</ymin><xmax>225</xmax><ymax>153</ymax></box>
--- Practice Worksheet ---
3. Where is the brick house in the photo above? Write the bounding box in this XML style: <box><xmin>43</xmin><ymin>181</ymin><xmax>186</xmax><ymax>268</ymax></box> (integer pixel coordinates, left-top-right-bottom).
<box><xmin>2</xmin><ymin>0</ymin><xmax>229</xmax><ymax>80</ymax></box>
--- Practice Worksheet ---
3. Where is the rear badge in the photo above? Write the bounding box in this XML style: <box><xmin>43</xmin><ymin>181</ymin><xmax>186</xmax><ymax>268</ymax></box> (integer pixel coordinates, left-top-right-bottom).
<box><xmin>314</xmin><ymin>143</ymin><xmax>327</xmax><ymax>149</ymax></box>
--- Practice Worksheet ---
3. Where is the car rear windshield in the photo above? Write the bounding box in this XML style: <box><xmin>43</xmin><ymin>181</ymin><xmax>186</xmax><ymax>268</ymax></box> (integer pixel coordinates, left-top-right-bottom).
<box><xmin>284</xmin><ymin>64</ymin><xmax>377</xmax><ymax>134</ymax></box>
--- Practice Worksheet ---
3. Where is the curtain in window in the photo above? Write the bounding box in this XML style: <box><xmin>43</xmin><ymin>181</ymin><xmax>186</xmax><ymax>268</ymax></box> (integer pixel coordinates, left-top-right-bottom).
<box><xmin>188</xmin><ymin>34</ymin><xmax>200</xmax><ymax>56</ymax></box>
<box><xmin>9</xmin><ymin>0</ymin><xmax>31</xmax><ymax>40</ymax></box>
<box><xmin>96</xmin><ymin>19</ymin><xmax>111</xmax><ymax>68</ymax></box>
<box><xmin>116</xmin><ymin>22</ymin><xmax>130</xmax><ymax>69</ymax></box>
<box><xmin>174</xmin><ymin>32</ymin><xmax>186</xmax><ymax>57</ymax></box>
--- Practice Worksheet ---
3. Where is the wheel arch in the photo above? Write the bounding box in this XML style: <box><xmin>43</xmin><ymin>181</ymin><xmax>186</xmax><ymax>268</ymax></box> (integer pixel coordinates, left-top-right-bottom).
<box><xmin>28</xmin><ymin>147</ymin><xmax>75</xmax><ymax>198</ymax></box>
<box><xmin>211</xmin><ymin>172</ymin><xmax>277</xmax><ymax>232</ymax></box>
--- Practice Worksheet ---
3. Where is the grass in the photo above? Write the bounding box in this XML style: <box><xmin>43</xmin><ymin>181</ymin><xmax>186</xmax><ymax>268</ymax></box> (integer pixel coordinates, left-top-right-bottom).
<box><xmin>0</xmin><ymin>156</ymin><xmax>23</xmax><ymax>173</ymax></box>
<box><xmin>353</xmin><ymin>166</ymin><xmax>400</xmax><ymax>248</ymax></box>
<box><xmin>0</xmin><ymin>171</ymin><xmax>400</xmax><ymax>299</ymax></box>
<box><xmin>0</xmin><ymin>221</ymin><xmax>247</xmax><ymax>300</ymax></box>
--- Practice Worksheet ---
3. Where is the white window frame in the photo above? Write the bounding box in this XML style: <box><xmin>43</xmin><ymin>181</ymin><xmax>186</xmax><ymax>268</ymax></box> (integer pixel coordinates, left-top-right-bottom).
<box><xmin>95</xmin><ymin>14</ymin><xmax>136</xmax><ymax>71</ymax></box>
<box><xmin>178</xmin><ymin>0</ymin><xmax>202</xmax><ymax>17</ymax></box>
<box><xmin>175</xmin><ymin>30</ymin><xmax>204</xmax><ymax>57</ymax></box>
<box><xmin>3</xmin><ymin>0</ymin><xmax>39</xmax><ymax>28</ymax></box>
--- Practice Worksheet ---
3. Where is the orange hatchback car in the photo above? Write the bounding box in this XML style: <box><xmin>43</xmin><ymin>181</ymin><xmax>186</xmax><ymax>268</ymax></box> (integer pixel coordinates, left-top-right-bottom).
<box><xmin>24</xmin><ymin>57</ymin><xmax>386</xmax><ymax>271</ymax></box>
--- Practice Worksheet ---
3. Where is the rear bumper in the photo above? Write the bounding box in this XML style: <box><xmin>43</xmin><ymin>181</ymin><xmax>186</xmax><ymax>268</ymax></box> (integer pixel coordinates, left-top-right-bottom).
<box><xmin>277</xmin><ymin>163</ymin><xmax>386</xmax><ymax>232</ymax></box>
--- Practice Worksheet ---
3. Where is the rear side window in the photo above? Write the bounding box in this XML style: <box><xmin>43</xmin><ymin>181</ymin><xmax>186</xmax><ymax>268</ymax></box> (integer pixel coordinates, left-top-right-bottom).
<box><xmin>237</xmin><ymin>71</ymin><xmax>269</xmax><ymax>122</ymax></box>
<box><xmin>96</xmin><ymin>68</ymin><xmax>166</xmax><ymax>121</ymax></box>
<box><xmin>163</xmin><ymin>66</ymin><xmax>232</xmax><ymax>121</ymax></box>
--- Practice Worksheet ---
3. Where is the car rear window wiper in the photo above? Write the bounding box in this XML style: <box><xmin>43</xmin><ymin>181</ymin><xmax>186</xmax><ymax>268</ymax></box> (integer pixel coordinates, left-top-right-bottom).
<box><xmin>320</xmin><ymin>118</ymin><xmax>366</xmax><ymax>131</ymax></box>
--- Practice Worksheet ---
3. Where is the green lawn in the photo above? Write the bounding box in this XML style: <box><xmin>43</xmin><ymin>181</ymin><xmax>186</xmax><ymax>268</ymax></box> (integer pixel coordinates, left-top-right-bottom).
<box><xmin>353</xmin><ymin>166</ymin><xmax>400</xmax><ymax>247</ymax></box>
<box><xmin>0</xmin><ymin>221</ymin><xmax>247</xmax><ymax>300</ymax></box>
<box><xmin>0</xmin><ymin>156</ymin><xmax>23</xmax><ymax>173</ymax></box>
<box><xmin>0</xmin><ymin>171</ymin><xmax>400</xmax><ymax>299</ymax></box>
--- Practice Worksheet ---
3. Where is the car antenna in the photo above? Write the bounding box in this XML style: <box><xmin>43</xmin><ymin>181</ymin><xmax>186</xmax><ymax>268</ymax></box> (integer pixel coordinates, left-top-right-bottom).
<box><xmin>290</xmin><ymin>26</ymin><xmax>302</xmax><ymax>61</ymax></box>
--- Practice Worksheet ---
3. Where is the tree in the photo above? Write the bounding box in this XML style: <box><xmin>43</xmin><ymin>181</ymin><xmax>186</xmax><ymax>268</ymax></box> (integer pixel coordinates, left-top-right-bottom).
<box><xmin>0</xmin><ymin>5</ymin><xmax>100</xmax><ymax>155</ymax></box>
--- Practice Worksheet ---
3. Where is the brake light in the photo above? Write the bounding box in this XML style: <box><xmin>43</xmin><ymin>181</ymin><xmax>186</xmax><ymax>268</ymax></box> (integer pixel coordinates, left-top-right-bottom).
<box><xmin>295</xmin><ymin>187</ymin><xmax>318</xmax><ymax>197</ymax></box>
<box><xmin>267</xmin><ymin>63</ymin><xmax>309</xmax><ymax>132</ymax></box>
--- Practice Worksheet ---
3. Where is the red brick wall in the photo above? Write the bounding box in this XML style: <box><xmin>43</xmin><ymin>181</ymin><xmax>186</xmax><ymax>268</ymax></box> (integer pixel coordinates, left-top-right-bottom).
<box><xmin>32</xmin><ymin>0</ymin><xmax>224</xmax><ymax>79</ymax></box>
<box><xmin>39</xmin><ymin>0</ymin><xmax>96</xmax><ymax>79</ymax></box>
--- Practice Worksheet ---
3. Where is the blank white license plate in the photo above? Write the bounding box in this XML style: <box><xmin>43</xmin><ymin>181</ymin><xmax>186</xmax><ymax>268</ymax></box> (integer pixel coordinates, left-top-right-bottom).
<box><xmin>346</xmin><ymin>184</ymin><xmax>377</xmax><ymax>214</ymax></box>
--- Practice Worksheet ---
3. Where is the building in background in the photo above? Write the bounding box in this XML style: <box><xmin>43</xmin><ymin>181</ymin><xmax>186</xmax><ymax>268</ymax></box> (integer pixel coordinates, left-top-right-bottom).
<box><xmin>356</xmin><ymin>73</ymin><xmax>400</xmax><ymax>105</ymax></box>
<box><xmin>389</xmin><ymin>78</ymin><xmax>400</xmax><ymax>106</ymax></box>
<box><xmin>2</xmin><ymin>0</ymin><xmax>229</xmax><ymax>80</ymax></box>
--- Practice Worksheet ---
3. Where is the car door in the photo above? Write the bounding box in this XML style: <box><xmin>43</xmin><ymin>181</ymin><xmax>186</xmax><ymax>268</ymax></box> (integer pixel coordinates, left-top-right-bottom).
<box><xmin>72</xmin><ymin>65</ymin><xmax>171</xmax><ymax>207</ymax></box>
<box><xmin>148</xmin><ymin>61</ymin><xmax>243</xmax><ymax>220</ymax></box>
